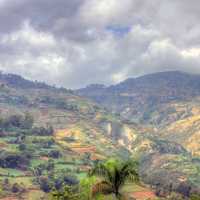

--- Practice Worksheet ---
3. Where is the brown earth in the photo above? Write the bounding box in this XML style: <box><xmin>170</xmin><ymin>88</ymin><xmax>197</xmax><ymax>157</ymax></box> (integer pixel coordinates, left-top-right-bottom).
<box><xmin>129</xmin><ymin>191</ymin><xmax>157</xmax><ymax>200</ymax></box>
<box><xmin>71</xmin><ymin>146</ymin><xmax>96</xmax><ymax>154</ymax></box>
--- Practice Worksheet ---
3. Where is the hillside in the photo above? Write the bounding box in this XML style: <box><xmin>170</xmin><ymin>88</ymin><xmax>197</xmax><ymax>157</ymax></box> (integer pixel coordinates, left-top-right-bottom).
<box><xmin>0</xmin><ymin>73</ymin><xmax>140</xmax><ymax>199</ymax></box>
<box><xmin>0</xmin><ymin>72</ymin><xmax>199</xmax><ymax>199</ymax></box>
<box><xmin>77</xmin><ymin>71</ymin><xmax>200</xmax><ymax>156</ymax></box>
<box><xmin>77</xmin><ymin>71</ymin><xmax>200</xmax><ymax>113</ymax></box>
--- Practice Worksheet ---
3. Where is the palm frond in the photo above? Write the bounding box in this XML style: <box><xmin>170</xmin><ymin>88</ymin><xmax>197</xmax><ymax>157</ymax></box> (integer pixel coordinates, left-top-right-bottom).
<box><xmin>118</xmin><ymin>160</ymin><xmax>139</xmax><ymax>185</ymax></box>
<box><xmin>89</xmin><ymin>163</ymin><xmax>108</xmax><ymax>177</ymax></box>
<box><xmin>90</xmin><ymin>159</ymin><xmax>140</xmax><ymax>199</ymax></box>
<box><xmin>90</xmin><ymin>162</ymin><xmax>114</xmax><ymax>185</ymax></box>
<box><xmin>92</xmin><ymin>181</ymin><xmax>113</xmax><ymax>197</ymax></box>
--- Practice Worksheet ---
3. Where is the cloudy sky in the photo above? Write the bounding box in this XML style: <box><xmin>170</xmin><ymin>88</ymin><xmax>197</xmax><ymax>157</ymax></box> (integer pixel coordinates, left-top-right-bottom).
<box><xmin>0</xmin><ymin>0</ymin><xmax>200</xmax><ymax>88</ymax></box>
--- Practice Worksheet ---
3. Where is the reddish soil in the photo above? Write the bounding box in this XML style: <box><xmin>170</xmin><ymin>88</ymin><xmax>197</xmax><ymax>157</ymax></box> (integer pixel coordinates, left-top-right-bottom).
<box><xmin>90</xmin><ymin>154</ymin><xmax>99</xmax><ymax>160</ymax></box>
<box><xmin>130</xmin><ymin>191</ymin><xmax>157</xmax><ymax>200</ymax></box>
<box><xmin>0</xmin><ymin>197</ymin><xmax>19</xmax><ymax>200</ymax></box>
<box><xmin>90</xmin><ymin>153</ymin><xmax>105</xmax><ymax>161</ymax></box>
<box><xmin>40</xmin><ymin>156</ymin><xmax>49</xmax><ymax>161</ymax></box>
<box><xmin>0</xmin><ymin>143</ymin><xmax>7</xmax><ymax>148</ymax></box>
<box><xmin>71</xmin><ymin>146</ymin><xmax>96</xmax><ymax>154</ymax></box>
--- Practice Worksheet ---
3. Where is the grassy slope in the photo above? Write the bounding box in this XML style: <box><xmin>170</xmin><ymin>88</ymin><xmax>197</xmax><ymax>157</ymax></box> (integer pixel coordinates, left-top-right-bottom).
<box><xmin>77</xmin><ymin>71</ymin><xmax>200</xmax><ymax>157</ymax></box>
<box><xmin>147</xmin><ymin>98</ymin><xmax>200</xmax><ymax>156</ymax></box>
<box><xmin>0</xmin><ymin>81</ymin><xmax>143</xmax><ymax>199</ymax></box>
<box><xmin>0</xmin><ymin>74</ymin><xmax>199</xmax><ymax>199</ymax></box>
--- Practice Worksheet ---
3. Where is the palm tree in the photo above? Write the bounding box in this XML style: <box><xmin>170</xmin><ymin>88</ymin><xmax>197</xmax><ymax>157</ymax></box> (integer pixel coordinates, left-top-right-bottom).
<box><xmin>90</xmin><ymin>159</ymin><xmax>139</xmax><ymax>199</ymax></box>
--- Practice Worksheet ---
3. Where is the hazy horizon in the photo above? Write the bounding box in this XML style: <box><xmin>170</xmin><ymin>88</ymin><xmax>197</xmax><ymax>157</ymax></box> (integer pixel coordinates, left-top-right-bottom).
<box><xmin>0</xmin><ymin>69</ymin><xmax>198</xmax><ymax>89</ymax></box>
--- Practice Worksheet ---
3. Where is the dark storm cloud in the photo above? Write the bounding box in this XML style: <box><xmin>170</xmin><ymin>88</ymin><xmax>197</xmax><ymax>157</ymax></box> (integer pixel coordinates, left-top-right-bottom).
<box><xmin>0</xmin><ymin>0</ymin><xmax>200</xmax><ymax>88</ymax></box>
<box><xmin>0</xmin><ymin>0</ymin><xmax>88</xmax><ymax>40</ymax></box>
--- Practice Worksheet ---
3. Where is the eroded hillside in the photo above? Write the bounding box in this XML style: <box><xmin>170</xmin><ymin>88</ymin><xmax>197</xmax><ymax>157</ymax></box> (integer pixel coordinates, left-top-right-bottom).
<box><xmin>77</xmin><ymin>71</ymin><xmax>200</xmax><ymax>156</ymax></box>
<box><xmin>0</xmin><ymin>72</ymin><xmax>200</xmax><ymax>199</ymax></box>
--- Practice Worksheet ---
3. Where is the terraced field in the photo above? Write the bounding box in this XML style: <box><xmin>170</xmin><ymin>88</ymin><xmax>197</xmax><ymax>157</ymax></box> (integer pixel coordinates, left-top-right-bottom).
<box><xmin>0</xmin><ymin>73</ymin><xmax>200</xmax><ymax>199</ymax></box>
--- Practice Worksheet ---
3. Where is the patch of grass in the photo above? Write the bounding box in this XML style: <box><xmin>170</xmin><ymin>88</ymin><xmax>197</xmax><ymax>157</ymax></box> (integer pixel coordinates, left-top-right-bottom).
<box><xmin>77</xmin><ymin>172</ymin><xmax>87</xmax><ymax>179</ymax></box>
<box><xmin>122</xmin><ymin>183</ymin><xmax>147</xmax><ymax>193</ymax></box>
<box><xmin>9</xmin><ymin>177</ymin><xmax>34</xmax><ymax>187</ymax></box>
<box><xmin>30</xmin><ymin>159</ymin><xmax>47</xmax><ymax>168</ymax></box>
<box><xmin>54</xmin><ymin>163</ymin><xmax>76</xmax><ymax>171</ymax></box>
<box><xmin>6</xmin><ymin>144</ymin><xmax>19</xmax><ymax>152</ymax></box>
<box><xmin>0</xmin><ymin>136</ymin><xmax>16</xmax><ymax>142</ymax></box>
<box><xmin>22</xmin><ymin>189</ymin><xmax>47</xmax><ymax>200</ymax></box>
<box><xmin>0</xmin><ymin>168</ymin><xmax>25</xmax><ymax>177</ymax></box>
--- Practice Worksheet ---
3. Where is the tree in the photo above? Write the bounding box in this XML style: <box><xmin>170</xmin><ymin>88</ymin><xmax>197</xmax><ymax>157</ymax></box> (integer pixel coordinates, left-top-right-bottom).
<box><xmin>0</xmin><ymin>151</ymin><xmax>29</xmax><ymax>168</ymax></box>
<box><xmin>190</xmin><ymin>194</ymin><xmax>200</xmax><ymax>200</ymax></box>
<box><xmin>50</xmin><ymin>177</ymin><xmax>93</xmax><ymax>200</ymax></box>
<box><xmin>11</xmin><ymin>183</ymin><xmax>20</xmax><ymax>193</ymax></box>
<box><xmin>8</xmin><ymin>115</ymin><xmax>23</xmax><ymax>128</ymax></box>
<box><xmin>38</xmin><ymin>176</ymin><xmax>52</xmax><ymax>192</ymax></box>
<box><xmin>50</xmin><ymin>185</ymin><xmax>79</xmax><ymax>200</ymax></box>
<box><xmin>48</xmin><ymin>150</ymin><xmax>61</xmax><ymax>159</ymax></box>
<box><xmin>90</xmin><ymin>159</ymin><xmax>139</xmax><ymax>199</ymax></box>
<box><xmin>18</xmin><ymin>143</ymin><xmax>26</xmax><ymax>151</ymax></box>
<box><xmin>79</xmin><ymin>177</ymin><xmax>97</xmax><ymax>200</ymax></box>
<box><xmin>23</xmin><ymin>113</ymin><xmax>34</xmax><ymax>129</ymax></box>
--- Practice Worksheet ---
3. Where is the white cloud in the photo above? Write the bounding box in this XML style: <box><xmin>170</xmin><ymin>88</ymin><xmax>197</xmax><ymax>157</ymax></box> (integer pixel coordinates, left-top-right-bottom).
<box><xmin>0</xmin><ymin>0</ymin><xmax>200</xmax><ymax>88</ymax></box>
<box><xmin>80</xmin><ymin>0</ymin><xmax>133</xmax><ymax>26</ymax></box>
<box><xmin>181</xmin><ymin>48</ymin><xmax>200</xmax><ymax>58</ymax></box>
<box><xmin>1</xmin><ymin>21</ymin><xmax>56</xmax><ymax>48</ymax></box>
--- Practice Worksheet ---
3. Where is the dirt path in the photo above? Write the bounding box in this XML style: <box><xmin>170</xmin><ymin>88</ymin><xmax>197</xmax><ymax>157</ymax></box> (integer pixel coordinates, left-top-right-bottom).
<box><xmin>129</xmin><ymin>191</ymin><xmax>157</xmax><ymax>200</ymax></box>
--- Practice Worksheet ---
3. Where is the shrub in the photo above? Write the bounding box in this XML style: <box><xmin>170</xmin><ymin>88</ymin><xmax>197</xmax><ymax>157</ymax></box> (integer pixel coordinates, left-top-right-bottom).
<box><xmin>31</xmin><ymin>126</ymin><xmax>54</xmax><ymax>136</ymax></box>
<box><xmin>0</xmin><ymin>113</ymin><xmax>34</xmax><ymax>130</ymax></box>
<box><xmin>18</xmin><ymin>143</ymin><xmax>26</xmax><ymax>151</ymax></box>
<box><xmin>11</xmin><ymin>183</ymin><xmax>20</xmax><ymax>193</ymax></box>
<box><xmin>190</xmin><ymin>194</ymin><xmax>200</xmax><ymax>200</ymax></box>
<box><xmin>38</xmin><ymin>176</ymin><xmax>52</xmax><ymax>192</ymax></box>
<box><xmin>48</xmin><ymin>150</ymin><xmax>61</xmax><ymax>159</ymax></box>
<box><xmin>0</xmin><ymin>151</ymin><xmax>29</xmax><ymax>169</ymax></box>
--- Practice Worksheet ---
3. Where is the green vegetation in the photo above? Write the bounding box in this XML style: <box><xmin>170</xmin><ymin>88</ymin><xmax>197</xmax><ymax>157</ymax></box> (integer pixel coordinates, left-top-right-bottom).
<box><xmin>0</xmin><ymin>72</ymin><xmax>200</xmax><ymax>199</ymax></box>
<box><xmin>50</xmin><ymin>159</ymin><xmax>139</xmax><ymax>200</ymax></box>
<box><xmin>0</xmin><ymin>113</ymin><xmax>33</xmax><ymax>131</ymax></box>
<box><xmin>90</xmin><ymin>159</ymin><xmax>139</xmax><ymax>199</ymax></box>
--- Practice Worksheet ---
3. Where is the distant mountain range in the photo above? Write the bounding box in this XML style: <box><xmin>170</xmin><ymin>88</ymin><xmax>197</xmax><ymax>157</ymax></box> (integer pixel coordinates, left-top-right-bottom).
<box><xmin>77</xmin><ymin>71</ymin><xmax>200</xmax><ymax>118</ymax></box>
<box><xmin>77</xmin><ymin>71</ymin><xmax>200</xmax><ymax>156</ymax></box>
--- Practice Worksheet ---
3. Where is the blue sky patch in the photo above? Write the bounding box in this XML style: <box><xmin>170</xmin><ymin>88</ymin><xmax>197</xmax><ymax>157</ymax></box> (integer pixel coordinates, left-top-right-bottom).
<box><xmin>106</xmin><ymin>25</ymin><xmax>131</xmax><ymax>37</ymax></box>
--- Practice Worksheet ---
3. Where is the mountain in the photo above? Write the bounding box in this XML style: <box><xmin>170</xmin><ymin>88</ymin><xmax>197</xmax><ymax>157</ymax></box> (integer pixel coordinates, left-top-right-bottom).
<box><xmin>77</xmin><ymin>71</ymin><xmax>200</xmax><ymax>156</ymax></box>
<box><xmin>0</xmin><ymin>72</ymin><xmax>140</xmax><ymax>155</ymax></box>
<box><xmin>0</xmin><ymin>72</ymin><xmax>199</xmax><ymax>199</ymax></box>
<box><xmin>0</xmin><ymin>72</ymin><xmax>141</xmax><ymax>199</ymax></box>
<box><xmin>77</xmin><ymin>71</ymin><xmax>200</xmax><ymax>119</ymax></box>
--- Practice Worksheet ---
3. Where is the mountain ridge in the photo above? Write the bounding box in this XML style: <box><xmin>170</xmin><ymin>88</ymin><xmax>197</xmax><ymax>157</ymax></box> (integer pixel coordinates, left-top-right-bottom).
<box><xmin>76</xmin><ymin>71</ymin><xmax>200</xmax><ymax>156</ymax></box>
